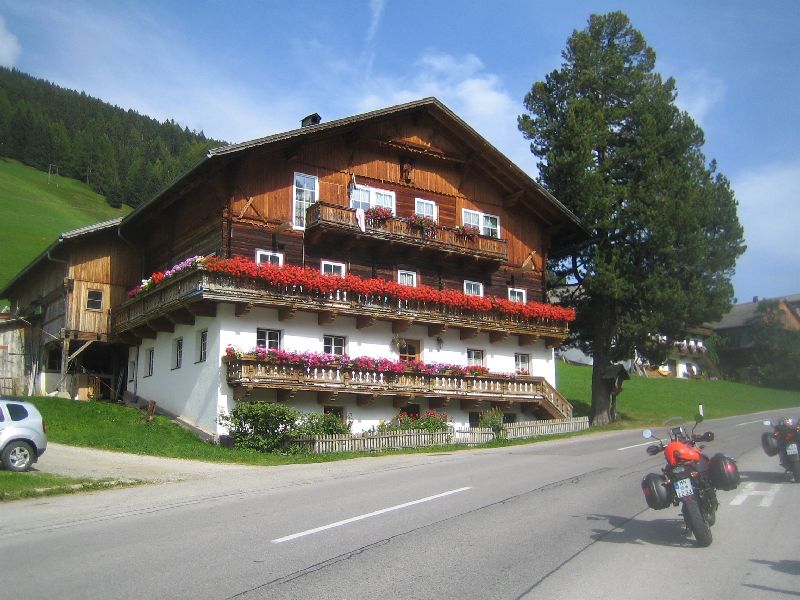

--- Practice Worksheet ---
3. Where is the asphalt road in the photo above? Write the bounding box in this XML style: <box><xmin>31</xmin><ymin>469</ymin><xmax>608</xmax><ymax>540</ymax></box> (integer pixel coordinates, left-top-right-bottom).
<box><xmin>2</xmin><ymin>409</ymin><xmax>799</xmax><ymax>599</ymax></box>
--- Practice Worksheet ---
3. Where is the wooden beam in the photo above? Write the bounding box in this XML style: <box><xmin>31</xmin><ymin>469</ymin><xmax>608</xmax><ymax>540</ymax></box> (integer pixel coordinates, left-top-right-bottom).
<box><xmin>131</xmin><ymin>325</ymin><xmax>157</xmax><ymax>340</ymax></box>
<box><xmin>317</xmin><ymin>391</ymin><xmax>340</xmax><ymax>405</ymax></box>
<box><xmin>318</xmin><ymin>310</ymin><xmax>337</xmax><ymax>325</ymax></box>
<box><xmin>393</xmin><ymin>396</ymin><xmax>415</xmax><ymax>409</ymax></box>
<box><xmin>356</xmin><ymin>315</ymin><xmax>375</xmax><ymax>330</ymax></box>
<box><xmin>278</xmin><ymin>306</ymin><xmax>297</xmax><ymax>321</ymax></box>
<box><xmin>460</xmin><ymin>399</ymin><xmax>486</xmax><ymax>411</ymax></box>
<box><xmin>357</xmin><ymin>394</ymin><xmax>379</xmax><ymax>407</ymax></box>
<box><xmin>427</xmin><ymin>324</ymin><xmax>447</xmax><ymax>337</ymax></box>
<box><xmin>518</xmin><ymin>334</ymin><xmax>539</xmax><ymax>346</ymax></box>
<box><xmin>168</xmin><ymin>307</ymin><xmax>196</xmax><ymax>326</ymax></box>
<box><xmin>276</xmin><ymin>389</ymin><xmax>295</xmax><ymax>403</ymax></box>
<box><xmin>188</xmin><ymin>301</ymin><xmax>217</xmax><ymax>318</ymax></box>
<box><xmin>489</xmin><ymin>331</ymin><xmax>509</xmax><ymax>344</ymax></box>
<box><xmin>116</xmin><ymin>332</ymin><xmax>140</xmax><ymax>346</ymax></box>
<box><xmin>459</xmin><ymin>328</ymin><xmax>478</xmax><ymax>340</ymax></box>
<box><xmin>233</xmin><ymin>385</ymin><xmax>252</xmax><ymax>401</ymax></box>
<box><xmin>235</xmin><ymin>302</ymin><xmax>253</xmax><ymax>317</ymax></box>
<box><xmin>428</xmin><ymin>397</ymin><xmax>450</xmax><ymax>409</ymax></box>
<box><xmin>147</xmin><ymin>317</ymin><xmax>174</xmax><ymax>333</ymax></box>
<box><xmin>392</xmin><ymin>319</ymin><xmax>412</xmax><ymax>333</ymax></box>
<box><xmin>505</xmin><ymin>190</ymin><xmax>524</xmax><ymax>208</ymax></box>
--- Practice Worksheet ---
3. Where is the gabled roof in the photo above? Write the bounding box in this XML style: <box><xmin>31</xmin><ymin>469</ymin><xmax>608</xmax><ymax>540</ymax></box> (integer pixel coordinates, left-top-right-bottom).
<box><xmin>708</xmin><ymin>294</ymin><xmax>800</xmax><ymax>331</ymax></box>
<box><xmin>0</xmin><ymin>218</ymin><xmax>123</xmax><ymax>298</ymax></box>
<box><xmin>120</xmin><ymin>97</ymin><xmax>588</xmax><ymax>255</ymax></box>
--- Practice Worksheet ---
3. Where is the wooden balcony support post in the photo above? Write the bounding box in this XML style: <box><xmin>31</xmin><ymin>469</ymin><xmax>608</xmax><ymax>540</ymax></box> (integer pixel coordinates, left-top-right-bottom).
<box><xmin>460</xmin><ymin>399</ymin><xmax>486</xmax><ymax>411</ymax></box>
<box><xmin>392</xmin><ymin>319</ymin><xmax>412</xmax><ymax>334</ymax></box>
<box><xmin>356</xmin><ymin>315</ymin><xmax>376</xmax><ymax>330</ymax></box>
<box><xmin>317</xmin><ymin>391</ymin><xmax>340</xmax><ymax>405</ymax></box>
<box><xmin>489</xmin><ymin>331</ymin><xmax>508</xmax><ymax>344</ymax></box>
<box><xmin>233</xmin><ymin>385</ymin><xmax>253</xmax><ymax>401</ymax></box>
<box><xmin>393</xmin><ymin>396</ymin><xmax>416</xmax><ymax>409</ymax></box>
<box><xmin>428</xmin><ymin>397</ymin><xmax>450</xmax><ymax>409</ymax></box>
<box><xmin>188</xmin><ymin>301</ymin><xmax>217</xmax><ymax>318</ymax></box>
<box><xmin>276</xmin><ymin>389</ymin><xmax>295</xmax><ymax>403</ymax></box>
<box><xmin>356</xmin><ymin>393</ymin><xmax>380</xmax><ymax>407</ymax></box>
<box><xmin>131</xmin><ymin>325</ymin><xmax>157</xmax><ymax>339</ymax></box>
<box><xmin>318</xmin><ymin>310</ymin><xmax>337</xmax><ymax>325</ymax></box>
<box><xmin>278</xmin><ymin>306</ymin><xmax>297</xmax><ymax>321</ymax></box>
<box><xmin>427</xmin><ymin>324</ymin><xmax>447</xmax><ymax>337</ymax></box>
<box><xmin>518</xmin><ymin>334</ymin><xmax>539</xmax><ymax>346</ymax></box>
<box><xmin>235</xmin><ymin>302</ymin><xmax>253</xmax><ymax>317</ymax></box>
<box><xmin>459</xmin><ymin>327</ymin><xmax>478</xmax><ymax>340</ymax></box>
<box><xmin>147</xmin><ymin>317</ymin><xmax>175</xmax><ymax>333</ymax></box>
<box><xmin>168</xmin><ymin>306</ymin><xmax>196</xmax><ymax>326</ymax></box>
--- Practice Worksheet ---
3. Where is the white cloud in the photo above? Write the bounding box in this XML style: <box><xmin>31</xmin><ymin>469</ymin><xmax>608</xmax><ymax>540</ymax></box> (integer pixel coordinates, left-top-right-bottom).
<box><xmin>0</xmin><ymin>16</ymin><xmax>21</xmax><ymax>67</ymax></box>
<box><xmin>673</xmin><ymin>68</ymin><xmax>726</xmax><ymax>126</ymax></box>
<box><xmin>732</xmin><ymin>160</ymin><xmax>800</xmax><ymax>301</ymax></box>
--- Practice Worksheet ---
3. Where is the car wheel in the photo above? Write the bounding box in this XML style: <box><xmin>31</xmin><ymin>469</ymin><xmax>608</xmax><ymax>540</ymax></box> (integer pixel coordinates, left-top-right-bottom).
<box><xmin>1</xmin><ymin>440</ymin><xmax>35</xmax><ymax>472</ymax></box>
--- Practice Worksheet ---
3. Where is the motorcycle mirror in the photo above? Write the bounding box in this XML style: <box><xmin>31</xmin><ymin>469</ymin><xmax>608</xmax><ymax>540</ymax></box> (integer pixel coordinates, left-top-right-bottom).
<box><xmin>646</xmin><ymin>444</ymin><xmax>661</xmax><ymax>456</ymax></box>
<box><xmin>763</xmin><ymin>420</ymin><xmax>773</xmax><ymax>427</ymax></box>
<box><xmin>702</xmin><ymin>431</ymin><xmax>714</xmax><ymax>442</ymax></box>
<box><xmin>642</xmin><ymin>429</ymin><xmax>653</xmax><ymax>439</ymax></box>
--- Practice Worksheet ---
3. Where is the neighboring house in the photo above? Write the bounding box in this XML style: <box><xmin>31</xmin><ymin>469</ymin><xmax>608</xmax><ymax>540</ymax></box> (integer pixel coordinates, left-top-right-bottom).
<box><xmin>643</xmin><ymin>328</ymin><xmax>713</xmax><ymax>378</ymax></box>
<box><xmin>3</xmin><ymin>98</ymin><xmax>587</xmax><ymax>439</ymax></box>
<box><xmin>0</xmin><ymin>218</ymin><xmax>139</xmax><ymax>399</ymax></box>
<box><xmin>707</xmin><ymin>295</ymin><xmax>800</xmax><ymax>375</ymax></box>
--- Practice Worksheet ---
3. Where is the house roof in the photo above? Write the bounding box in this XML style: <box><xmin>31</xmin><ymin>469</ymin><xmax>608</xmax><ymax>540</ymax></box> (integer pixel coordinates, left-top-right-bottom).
<box><xmin>708</xmin><ymin>294</ymin><xmax>800</xmax><ymax>331</ymax></box>
<box><xmin>119</xmin><ymin>97</ymin><xmax>588</xmax><ymax>255</ymax></box>
<box><xmin>0</xmin><ymin>217</ymin><xmax>123</xmax><ymax>298</ymax></box>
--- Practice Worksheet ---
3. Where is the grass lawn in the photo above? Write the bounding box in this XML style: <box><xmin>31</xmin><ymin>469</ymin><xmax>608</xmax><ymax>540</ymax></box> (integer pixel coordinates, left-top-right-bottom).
<box><xmin>0</xmin><ymin>470</ymin><xmax>139</xmax><ymax>501</ymax></box>
<box><xmin>0</xmin><ymin>157</ymin><xmax>130</xmax><ymax>293</ymax></box>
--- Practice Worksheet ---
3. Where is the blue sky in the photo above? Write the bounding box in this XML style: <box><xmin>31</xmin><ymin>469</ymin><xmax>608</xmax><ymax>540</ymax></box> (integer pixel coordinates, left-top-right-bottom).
<box><xmin>1</xmin><ymin>0</ymin><xmax>797</xmax><ymax>304</ymax></box>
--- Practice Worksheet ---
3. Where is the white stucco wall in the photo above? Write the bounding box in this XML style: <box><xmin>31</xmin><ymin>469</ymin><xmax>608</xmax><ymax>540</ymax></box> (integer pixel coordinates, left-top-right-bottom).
<box><xmin>128</xmin><ymin>303</ymin><xmax>557</xmax><ymax>436</ymax></box>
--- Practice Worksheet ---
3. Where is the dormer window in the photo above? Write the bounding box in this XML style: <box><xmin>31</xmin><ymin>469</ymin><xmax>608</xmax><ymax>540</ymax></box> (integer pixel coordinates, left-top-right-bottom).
<box><xmin>462</xmin><ymin>209</ymin><xmax>500</xmax><ymax>238</ymax></box>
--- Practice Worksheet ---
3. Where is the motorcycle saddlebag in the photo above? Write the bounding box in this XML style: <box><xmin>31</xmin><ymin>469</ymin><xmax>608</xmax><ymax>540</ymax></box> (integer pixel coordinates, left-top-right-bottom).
<box><xmin>762</xmin><ymin>432</ymin><xmax>780</xmax><ymax>457</ymax></box>
<box><xmin>710</xmin><ymin>453</ymin><xmax>741</xmax><ymax>491</ymax></box>
<box><xmin>641</xmin><ymin>472</ymin><xmax>671</xmax><ymax>510</ymax></box>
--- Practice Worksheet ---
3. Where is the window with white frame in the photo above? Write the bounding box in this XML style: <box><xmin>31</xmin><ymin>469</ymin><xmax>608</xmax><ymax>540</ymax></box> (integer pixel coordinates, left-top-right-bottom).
<box><xmin>323</xmin><ymin>334</ymin><xmax>346</xmax><ymax>356</ymax></box>
<box><xmin>515</xmin><ymin>353</ymin><xmax>530</xmax><ymax>375</ymax></box>
<box><xmin>462</xmin><ymin>209</ymin><xmax>500</xmax><ymax>238</ymax></box>
<box><xmin>508</xmin><ymin>288</ymin><xmax>526</xmax><ymax>303</ymax></box>
<box><xmin>321</xmin><ymin>260</ymin><xmax>346</xmax><ymax>277</ymax></box>
<box><xmin>256</xmin><ymin>328</ymin><xmax>282</xmax><ymax>350</ymax></box>
<box><xmin>467</xmin><ymin>349</ymin><xmax>484</xmax><ymax>366</ymax></box>
<box><xmin>145</xmin><ymin>348</ymin><xmax>154</xmax><ymax>377</ymax></box>
<box><xmin>256</xmin><ymin>250</ymin><xmax>284</xmax><ymax>266</ymax></box>
<box><xmin>464</xmin><ymin>280</ymin><xmax>484</xmax><ymax>297</ymax></box>
<box><xmin>398</xmin><ymin>270</ymin><xmax>417</xmax><ymax>287</ymax></box>
<box><xmin>197</xmin><ymin>329</ymin><xmax>208</xmax><ymax>362</ymax></box>
<box><xmin>293</xmin><ymin>172</ymin><xmax>318</xmax><ymax>228</ymax></box>
<box><xmin>350</xmin><ymin>184</ymin><xmax>395</xmax><ymax>213</ymax></box>
<box><xmin>172</xmin><ymin>337</ymin><xmax>183</xmax><ymax>369</ymax></box>
<box><xmin>415</xmin><ymin>198</ymin><xmax>437</xmax><ymax>219</ymax></box>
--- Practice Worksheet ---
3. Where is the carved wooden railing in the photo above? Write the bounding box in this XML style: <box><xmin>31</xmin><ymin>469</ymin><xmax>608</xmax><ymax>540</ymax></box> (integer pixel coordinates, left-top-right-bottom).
<box><xmin>111</xmin><ymin>269</ymin><xmax>570</xmax><ymax>344</ymax></box>
<box><xmin>306</xmin><ymin>202</ymin><xmax>508</xmax><ymax>261</ymax></box>
<box><xmin>225</xmin><ymin>356</ymin><xmax>572</xmax><ymax>419</ymax></box>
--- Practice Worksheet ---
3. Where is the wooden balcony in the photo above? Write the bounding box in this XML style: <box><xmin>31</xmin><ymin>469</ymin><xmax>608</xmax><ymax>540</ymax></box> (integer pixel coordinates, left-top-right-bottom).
<box><xmin>225</xmin><ymin>357</ymin><xmax>572</xmax><ymax>419</ymax></box>
<box><xmin>305</xmin><ymin>202</ymin><xmax>508</xmax><ymax>262</ymax></box>
<box><xmin>110</xmin><ymin>269</ymin><xmax>570</xmax><ymax>346</ymax></box>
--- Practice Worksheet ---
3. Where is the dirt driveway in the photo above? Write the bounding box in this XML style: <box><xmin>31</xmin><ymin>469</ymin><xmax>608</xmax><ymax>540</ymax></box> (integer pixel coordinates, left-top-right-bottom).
<box><xmin>34</xmin><ymin>442</ymin><xmax>265</xmax><ymax>482</ymax></box>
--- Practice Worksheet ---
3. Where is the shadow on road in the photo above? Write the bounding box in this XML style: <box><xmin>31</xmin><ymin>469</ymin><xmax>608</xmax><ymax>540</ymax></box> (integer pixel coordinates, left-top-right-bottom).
<box><xmin>584</xmin><ymin>512</ymin><xmax>695</xmax><ymax>548</ymax></box>
<box><xmin>751</xmin><ymin>558</ymin><xmax>800</xmax><ymax>576</ymax></box>
<box><xmin>739</xmin><ymin>470</ymin><xmax>790</xmax><ymax>484</ymax></box>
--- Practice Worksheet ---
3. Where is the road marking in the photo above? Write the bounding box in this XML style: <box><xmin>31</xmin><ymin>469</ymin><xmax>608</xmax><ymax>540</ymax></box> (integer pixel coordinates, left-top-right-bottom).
<box><xmin>271</xmin><ymin>486</ymin><xmax>472</xmax><ymax>543</ymax></box>
<box><xmin>736</xmin><ymin>419</ymin><xmax>767</xmax><ymax>427</ymax></box>
<box><xmin>618</xmin><ymin>441</ymin><xmax>654</xmax><ymax>451</ymax></box>
<box><xmin>729</xmin><ymin>482</ymin><xmax>780</xmax><ymax>507</ymax></box>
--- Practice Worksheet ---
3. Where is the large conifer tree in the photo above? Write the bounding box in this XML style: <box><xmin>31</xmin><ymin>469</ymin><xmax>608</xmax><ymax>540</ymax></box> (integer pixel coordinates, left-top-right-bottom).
<box><xmin>519</xmin><ymin>12</ymin><xmax>745</xmax><ymax>424</ymax></box>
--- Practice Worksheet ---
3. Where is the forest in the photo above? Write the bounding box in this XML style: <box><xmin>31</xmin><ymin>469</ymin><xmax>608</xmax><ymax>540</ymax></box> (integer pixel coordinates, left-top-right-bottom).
<box><xmin>0</xmin><ymin>67</ymin><xmax>226</xmax><ymax>208</ymax></box>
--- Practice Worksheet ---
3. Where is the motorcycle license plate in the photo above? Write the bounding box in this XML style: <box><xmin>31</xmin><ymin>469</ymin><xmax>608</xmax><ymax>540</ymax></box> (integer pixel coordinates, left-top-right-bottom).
<box><xmin>787</xmin><ymin>443</ymin><xmax>799</xmax><ymax>456</ymax></box>
<box><xmin>674</xmin><ymin>478</ymin><xmax>693</xmax><ymax>498</ymax></box>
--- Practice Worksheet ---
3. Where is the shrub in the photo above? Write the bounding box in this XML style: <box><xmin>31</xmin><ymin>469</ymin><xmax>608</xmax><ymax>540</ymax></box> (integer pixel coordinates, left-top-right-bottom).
<box><xmin>295</xmin><ymin>412</ymin><xmax>352</xmax><ymax>436</ymax></box>
<box><xmin>219</xmin><ymin>403</ymin><xmax>300</xmax><ymax>452</ymax></box>
<box><xmin>378</xmin><ymin>409</ymin><xmax>450</xmax><ymax>432</ymax></box>
<box><xmin>479</xmin><ymin>407</ymin><xmax>507</xmax><ymax>439</ymax></box>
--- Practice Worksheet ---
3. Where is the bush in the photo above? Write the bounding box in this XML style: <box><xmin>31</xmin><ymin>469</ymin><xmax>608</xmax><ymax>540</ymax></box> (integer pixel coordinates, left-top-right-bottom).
<box><xmin>219</xmin><ymin>403</ymin><xmax>300</xmax><ymax>452</ymax></box>
<box><xmin>479</xmin><ymin>407</ymin><xmax>507</xmax><ymax>439</ymax></box>
<box><xmin>377</xmin><ymin>409</ymin><xmax>450</xmax><ymax>432</ymax></box>
<box><xmin>295</xmin><ymin>412</ymin><xmax>352</xmax><ymax>436</ymax></box>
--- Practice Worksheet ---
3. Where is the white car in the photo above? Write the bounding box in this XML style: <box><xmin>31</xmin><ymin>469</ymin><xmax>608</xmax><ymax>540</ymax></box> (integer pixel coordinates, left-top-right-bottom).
<box><xmin>0</xmin><ymin>399</ymin><xmax>47</xmax><ymax>471</ymax></box>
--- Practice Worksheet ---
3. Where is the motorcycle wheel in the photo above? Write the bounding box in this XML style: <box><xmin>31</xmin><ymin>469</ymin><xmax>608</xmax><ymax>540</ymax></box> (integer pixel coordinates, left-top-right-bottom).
<box><xmin>791</xmin><ymin>461</ymin><xmax>800</xmax><ymax>483</ymax></box>
<box><xmin>682</xmin><ymin>498</ymin><xmax>712</xmax><ymax>547</ymax></box>
<box><xmin>704</xmin><ymin>488</ymin><xmax>718</xmax><ymax>527</ymax></box>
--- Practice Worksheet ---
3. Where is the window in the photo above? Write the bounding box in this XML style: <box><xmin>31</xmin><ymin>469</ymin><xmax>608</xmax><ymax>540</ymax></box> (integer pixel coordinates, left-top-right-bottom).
<box><xmin>415</xmin><ymin>198</ymin><xmax>437</xmax><ymax>219</ymax></box>
<box><xmin>508</xmin><ymin>288</ymin><xmax>526</xmax><ymax>303</ymax></box>
<box><xmin>398</xmin><ymin>270</ymin><xmax>417</xmax><ymax>287</ymax></box>
<box><xmin>398</xmin><ymin>339</ymin><xmax>420</xmax><ymax>362</ymax></box>
<box><xmin>324</xmin><ymin>405</ymin><xmax>344</xmax><ymax>421</ymax></box>
<box><xmin>257</xmin><ymin>328</ymin><xmax>282</xmax><ymax>350</ymax></box>
<box><xmin>350</xmin><ymin>184</ymin><xmax>395</xmax><ymax>213</ymax></box>
<box><xmin>323</xmin><ymin>335</ymin><xmax>346</xmax><ymax>356</ymax></box>
<box><xmin>172</xmin><ymin>338</ymin><xmax>183</xmax><ymax>369</ymax></box>
<box><xmin>145</xmin><ymin>348</ymin><xmax>154</xmax><ymax>377</ymax></box>
<box><xmin>467</xmin><ymin>349</ymin><xmax>484</xmax><ymax>366</ymax></box>
<box><xmin>515</xmin><ymin>353</ymin><xmax>530</xmax><ymax>375</ymax></box>
<box><xmin>503</xmin><ymin>413</ymin><xmax>517</xmax><ymax>424</ymax></box>
<box><xmin>321</xmin><ymin>260</ymin><xmax>346</xmax><ymax>277</ymax></box>
<box><xmin>469</xmin><ymin>412</ymin><xmax>481</xmax><ymax>428</ymax></box>
<box><xmin>293</xmin><ymin>172</ymin><xmax>318</xmax><ymax>228</ymax></box>
<box><xmin>404</xmin><ymin>404</ymin><xmax>421</xmax><ymax>419</ymax></box>
<box><xmin>86</xmin><ymin>289</ymin><xmax>103</xmax><ymax>311</ymax></box>
<box><xmin>462</xmin><ymin>209</ymin><xmax>500</xmax><ymax>238</ymax></box>
<box><xmin>464</xmin><ymin>280</ymin><xmax>484</xmax><ymax>297</ymax></box>
<box><xmin>128</xmin><ymin>360</ymin><xmax>136</xmax><ymax>382</ymax></box>
<box><xmin>198</xmin><ymin>330</ymin><xmax>208</xmax><ymax>362</ymax></box>
<box><xmin>7</xmin><ymin>403</ymin><xmax>29</xmax><ymax>421</ymax></box>
<box><xmin>256</xmin><ymin>250</ymin><xmax>284</xmax><ymax>266</ymax></box>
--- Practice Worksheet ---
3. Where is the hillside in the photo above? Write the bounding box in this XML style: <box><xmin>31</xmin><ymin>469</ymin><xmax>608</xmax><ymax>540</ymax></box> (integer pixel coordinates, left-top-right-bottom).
<box><xmin>0</xmin><ymin>157</ymin><xmax>130</xmax><ymax>296</ymax></box>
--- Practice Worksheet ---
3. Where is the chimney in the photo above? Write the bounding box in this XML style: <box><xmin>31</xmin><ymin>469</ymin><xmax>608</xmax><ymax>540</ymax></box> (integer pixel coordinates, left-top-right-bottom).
<box><xmin>301</xmin><ymin>113</ymin><xmax>321</xmax><ymax>128</ymax></box>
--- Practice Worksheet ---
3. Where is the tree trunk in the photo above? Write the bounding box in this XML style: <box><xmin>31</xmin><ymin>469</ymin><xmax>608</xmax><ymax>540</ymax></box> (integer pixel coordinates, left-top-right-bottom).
<box><xmin>589</xmin><ymin>300</ymin><xmax>615</xmax><ymax>426</ymax></box>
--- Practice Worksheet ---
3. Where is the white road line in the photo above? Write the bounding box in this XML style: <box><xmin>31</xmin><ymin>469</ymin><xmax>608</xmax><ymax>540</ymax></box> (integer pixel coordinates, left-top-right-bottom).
<box><xmin>271</xmin><ymin>486</ymin><xmax>472</xmax><ymax>543</ymax></box>
<box><xmin>729</xmin><ymin>482</ymin><xmax>780</xmax><ymax>507</ymax></box>
<box><xmin>736</xmin><ymin>419</ymin><xmax>767</xmax><ymax>427</ymax></box>
<box><xmin>618</xmin><ymin>441</ymin><xmax>654</xmax><ymax>451</ymax></box>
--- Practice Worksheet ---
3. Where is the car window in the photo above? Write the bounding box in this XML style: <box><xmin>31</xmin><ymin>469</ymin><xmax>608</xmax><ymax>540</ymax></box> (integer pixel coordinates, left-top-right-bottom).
<box><xmin>0</xmin><ymin>407</ymin><xmax>4</xmax><ymax>422</ymax></box>
<box><xmin>7</xmin><ymin>403</ymin><xmax>29</xmax><ymax>421</ymax></box>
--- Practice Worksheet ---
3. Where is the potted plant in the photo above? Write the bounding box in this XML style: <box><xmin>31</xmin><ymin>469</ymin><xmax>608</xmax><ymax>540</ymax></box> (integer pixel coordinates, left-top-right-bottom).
<box><xmin>365</xmin><ymin>206</ymin><xmax>394</xmax><ymax>227</ymax></box>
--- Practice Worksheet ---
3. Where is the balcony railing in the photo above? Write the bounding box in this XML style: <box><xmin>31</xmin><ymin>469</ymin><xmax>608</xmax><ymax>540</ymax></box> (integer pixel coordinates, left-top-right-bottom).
<box><xmin>225</xmin><ymin>356</ymin><xmax>572</xmax><ymax>419</ymax></box>
<box><xmin>111</xmin><ymin>269</ymin><xmax>570</xmax><ymax>344</ymax></box>
<box><xmin>306</xmin><ymin>202</ymin><xmax>508</xmax><ymax>261</ymax></box>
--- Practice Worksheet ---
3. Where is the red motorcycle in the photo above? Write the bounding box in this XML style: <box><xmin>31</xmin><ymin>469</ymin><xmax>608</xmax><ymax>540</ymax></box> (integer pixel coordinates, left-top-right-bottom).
<box><xmin>641</xmin><ymin>411</ymin><xmax>740</xmax><ymax>547</ymax></box>
<box><xmin>762</xmin><ymin>417</ymin><xmax>800</xmax><ymax>482</ymax></box>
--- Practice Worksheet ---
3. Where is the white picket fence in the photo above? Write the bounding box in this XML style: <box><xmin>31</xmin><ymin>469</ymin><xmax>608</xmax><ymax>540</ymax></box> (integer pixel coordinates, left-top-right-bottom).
<box><xmin>292</xmin><ymin>417</ymin><xmax>590</xmax><ymax>453</ymax></box>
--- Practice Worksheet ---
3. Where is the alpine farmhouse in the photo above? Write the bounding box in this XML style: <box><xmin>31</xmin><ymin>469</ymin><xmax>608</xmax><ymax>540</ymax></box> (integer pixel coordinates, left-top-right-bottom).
<box><xmin>2</xmin><ymin>98</ymin><xmax>587</xmax><ymax>439</ymax></box>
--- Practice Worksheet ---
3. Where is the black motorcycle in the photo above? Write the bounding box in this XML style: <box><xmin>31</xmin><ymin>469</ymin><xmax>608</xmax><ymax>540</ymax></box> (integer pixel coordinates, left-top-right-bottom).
<box><xmin>762</xmin><ymin>417</ymin><xmax>800</xmax><ymax>482</ymax></box>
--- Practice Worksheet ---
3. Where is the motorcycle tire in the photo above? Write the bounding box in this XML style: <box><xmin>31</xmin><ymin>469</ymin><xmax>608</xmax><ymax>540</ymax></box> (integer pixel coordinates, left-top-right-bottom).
<box><xmin>682</xmin><ymin>498</ymin><xmax>712</xmax><ymax>547</ymax></box>
<box><xmin>792</xmin><ymin>461</ymin><xmax>800</xmax><ymax>483</ymax></box>
<box><xmin>703</xmin><ymin>503</ymin><xmax>716</xmax><ymax>527</ymax></box>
